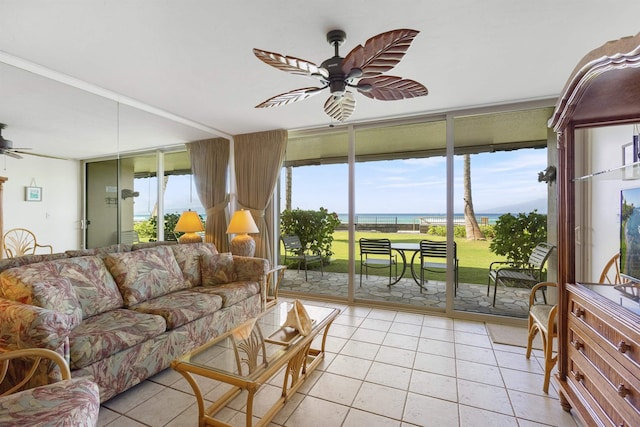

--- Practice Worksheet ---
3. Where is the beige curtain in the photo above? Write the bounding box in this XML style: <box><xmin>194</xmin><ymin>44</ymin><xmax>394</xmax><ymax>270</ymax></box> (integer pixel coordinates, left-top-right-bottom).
<box><xmin>234</xmin><ymin>129</ymin><xmax>287</xmax><ymax>260</ymax></box>
<box><xmin>187</xmin><ymin>138</ymin><xmax>230</xmax><ymax>252</ymax></box>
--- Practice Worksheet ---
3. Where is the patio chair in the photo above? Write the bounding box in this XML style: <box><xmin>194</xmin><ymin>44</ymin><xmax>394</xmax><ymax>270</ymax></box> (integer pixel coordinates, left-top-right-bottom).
<box><xmin>419</xmin><ymin>239</ymin><xmax>458</xmax><ymax>295</ymax></box>
<box><xmin>526</xmin><ymin>281</ymin><xmax>558</xmax><ymax>393</ymax></box>
<box><xmin>487</xmin><ymin>242</ymin><xmax>555</xmax><ymax>306</ymax></box>
<box><xmin>281</xmin><ymin>235</ymin><xmax>323</xmax><ymax>281</ymax></box>
<box><xmin>2</xmin><ymin>228</ymin><xmax>53</xmax><ymax>258</ymax></box>
<box><xmin>359</xmin><ymin>238</ymin><xmax>398</xmax><ymax>286</ymax></box>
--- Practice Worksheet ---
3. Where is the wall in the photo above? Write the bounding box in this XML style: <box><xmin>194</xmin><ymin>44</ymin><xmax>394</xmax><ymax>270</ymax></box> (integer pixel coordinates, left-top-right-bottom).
<box><xmin>2</xmin><ymin>154</ymin><xmax>81</xmax><ymax>255</ymax></box>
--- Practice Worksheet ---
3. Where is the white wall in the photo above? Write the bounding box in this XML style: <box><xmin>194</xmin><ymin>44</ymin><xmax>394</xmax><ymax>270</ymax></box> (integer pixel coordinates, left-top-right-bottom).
<box><xmin>2</xmin><ymin>154</ymin><xmax>81</xmax><ymax>254</ymax></box>
<box><xmin>589</xmin><ymin>124</ymin><xmax>634</xmax><ymax>280</ymax></box>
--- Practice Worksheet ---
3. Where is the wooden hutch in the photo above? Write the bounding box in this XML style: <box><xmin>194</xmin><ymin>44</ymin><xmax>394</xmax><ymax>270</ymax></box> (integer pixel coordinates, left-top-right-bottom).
<box><xmin>550</xmin><ymin>33</ymin><xmax>640</xmax><ymax>426</ymax></box>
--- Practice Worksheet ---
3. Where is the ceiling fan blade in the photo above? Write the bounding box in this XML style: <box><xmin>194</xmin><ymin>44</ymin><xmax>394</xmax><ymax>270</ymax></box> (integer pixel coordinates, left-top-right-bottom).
<box><xmin>2</xmin><ymin>150</ymin><xmax>22</xmax><ymax>159</ymax></box>
<box><xmin>255</xmin><ymin>86</ymin><xmax>326</xmax><ymax>108</ymax></box>
<box><xmin>342</xmin><ymin>29</ymin><xmax>420</xmax><ymax>78</ymax></box>
<box><xmin>358</xmin><ymin>76</ymin><xmax>428</xmax><ymax>100</ymax></box>
<box><xmin>253</xmin><ymin>48</ymin><xmax>329</xmax><ymax>79</ymax></box>
<box><xmin>324</xmin><ymin>91</ymin><xmax>356</xmax><ymax>122</ymax></box>
<box><xmin>14</xmin><ymin>150</ymin><xmax>70</xmax><ymax>160</ymax></box>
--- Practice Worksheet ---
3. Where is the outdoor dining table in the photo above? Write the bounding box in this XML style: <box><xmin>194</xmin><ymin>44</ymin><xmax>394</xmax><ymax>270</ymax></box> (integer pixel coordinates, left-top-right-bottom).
<box><xmin>389</xmin><ymin>242</ymin><xmax>421</xmax><ymax>285</ymax></box>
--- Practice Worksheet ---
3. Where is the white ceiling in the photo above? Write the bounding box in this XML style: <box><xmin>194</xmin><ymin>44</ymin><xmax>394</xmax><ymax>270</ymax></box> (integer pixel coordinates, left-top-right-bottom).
<box><xmin>0</xmin><ymin>1</ymin><xmax>639</xmax><ymax>160</ymax></box>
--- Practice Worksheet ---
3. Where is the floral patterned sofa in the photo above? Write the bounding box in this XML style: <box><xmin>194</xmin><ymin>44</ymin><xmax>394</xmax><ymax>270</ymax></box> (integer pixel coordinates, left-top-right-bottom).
<box><xmin>0</xmin><ymin>242</ymin><xmax>268</xmax><ymax>403</ymax></box>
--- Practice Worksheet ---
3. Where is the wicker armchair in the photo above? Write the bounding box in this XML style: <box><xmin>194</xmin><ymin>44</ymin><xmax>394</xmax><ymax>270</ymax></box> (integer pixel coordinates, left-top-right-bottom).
<box><xmin>2</xmin><ymin>228</ymin><xmax>53</xmax><ymax>258</ymax></box>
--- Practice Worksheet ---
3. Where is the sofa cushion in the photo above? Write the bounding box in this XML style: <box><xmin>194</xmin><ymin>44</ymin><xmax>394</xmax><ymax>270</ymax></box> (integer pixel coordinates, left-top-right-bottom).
<box><xmin>131</xmin><ymin>290</ymin><xmax>223</xmax><ymax>330</ymax></box>
<box><xmin>171</xmin><ymin>243</ymin><xmax>219</xmax><ymax>287</ymax></box>
<box><xmin>0</xmin><ymin>253</ymin><xmax>69</xmax><ymax>275</ymax></box>
<box><xmin>0</xmin><ymin>256</ymin><xmax>123</xmax><ymax>320</ymax></box>
<box><xmin>193</xmin><ymin>281</ymin><xmax>260</xmax><ymax>308</ymax></box>
<box><xmin>131</xmin><ymin>241</ymin><xmax>177</xmax><ymax>251</ymax></box>
<box><xmin>69</xmin><ymin>308</ymin><xmax>166</xmax><ymax>370</ymax></box>
<box><xmin>104</xmin><ymin>246</ymin><xmax>189</xmax><ymax>306</ymax></box>
<box><xmin>201</xmin><ymin>253</ymin><xmax>237</xmax><ymax>285</ymax></box>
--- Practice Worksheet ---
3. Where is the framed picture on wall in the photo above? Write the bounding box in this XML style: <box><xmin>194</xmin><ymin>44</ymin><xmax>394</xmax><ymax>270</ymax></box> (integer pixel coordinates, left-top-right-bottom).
<box><xmin>25</xmin><ymin>186</ymin><xmax>42</xmax><ymax>202</ymax></box>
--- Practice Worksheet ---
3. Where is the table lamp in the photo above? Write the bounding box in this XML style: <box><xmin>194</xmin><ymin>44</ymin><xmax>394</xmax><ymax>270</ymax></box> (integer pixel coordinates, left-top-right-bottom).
<box><xmin>226</xmin><ymin>209</ymin><xmax>259</xmax><ymax>256</ymax></box>
<box><xmin>174</xmin><ymin>210</ymin><xmax>204</xmax><ymax>243</ymax></box>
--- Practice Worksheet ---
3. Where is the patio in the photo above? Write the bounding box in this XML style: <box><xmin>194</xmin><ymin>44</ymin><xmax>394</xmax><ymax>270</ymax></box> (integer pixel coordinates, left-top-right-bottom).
<box><xmin>278</xmin><ymin>269</ymin><xmax>532</xmax><ymax>318</ymax></box>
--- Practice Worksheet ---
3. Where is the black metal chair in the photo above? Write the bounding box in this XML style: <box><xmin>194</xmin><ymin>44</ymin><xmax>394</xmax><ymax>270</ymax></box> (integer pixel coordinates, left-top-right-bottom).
<box><xmin>359</xmin><ymin>238</ymin><xmax>398</xmax><ymax>286</ymax></box>
<box><xmin>419</xmin><ymin>239</ymin><xmax>458</xmax><ymax>294</ymax></box>
<box><xmin>487</xmin><ymin>242</ymin><xmax>555</xmax><ymax>306</ymax></box>
<box><xmin>281</xmin><ymin>235</ymin><xmax>323</xmax><ymax>281</ymax></box>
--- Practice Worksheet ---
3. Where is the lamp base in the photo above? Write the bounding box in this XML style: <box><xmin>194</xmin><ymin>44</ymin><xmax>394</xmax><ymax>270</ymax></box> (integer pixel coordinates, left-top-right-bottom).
<box><xmin>230</xmin><ymin>234</ymin><xmax>256</xmax><ymax>257</ymax></box>
<box><xmin>178</xmin><ymin>233</ymin><xmax>203</xmax><ymax>244</ymax></box>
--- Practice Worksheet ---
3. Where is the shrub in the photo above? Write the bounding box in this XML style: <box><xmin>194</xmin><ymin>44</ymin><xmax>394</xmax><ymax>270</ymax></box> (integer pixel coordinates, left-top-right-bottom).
<box><xmin>280</xmin><ymin>208</ymin><xmax>342</xmax><ymax>262</ymax></box>
<box><xmin>134</xmin><ymin>213</ymin><xmax>205</xmax><ymax>241</ymax></box>
<box><xmin>489</xmin><ymin>211</ymin><xmax>547</xmax><ymax>264</ymax></box>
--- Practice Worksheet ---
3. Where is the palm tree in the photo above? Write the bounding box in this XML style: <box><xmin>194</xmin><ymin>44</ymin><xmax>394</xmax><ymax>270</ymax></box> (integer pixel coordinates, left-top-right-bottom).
<box><xmin>463</xmin><ymin>154</ymin><xmax>484</xmax><ymax>240</ymax></box>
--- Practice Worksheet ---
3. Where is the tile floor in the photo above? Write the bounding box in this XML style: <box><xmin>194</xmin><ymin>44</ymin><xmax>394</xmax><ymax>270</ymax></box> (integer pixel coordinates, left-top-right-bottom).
<box><xmin>97</xmin><ymin>299</ymin><xmax>581</xmax><ymax>427</ymax></box>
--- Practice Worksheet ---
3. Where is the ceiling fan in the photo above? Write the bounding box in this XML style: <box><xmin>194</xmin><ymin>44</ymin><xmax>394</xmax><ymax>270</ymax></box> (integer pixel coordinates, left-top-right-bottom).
<box><xmin>0</xmin><ymin>124</ymin><xmax>67</xmax><ymax>160</ymax></box>
<box><xmin>253</xmin><ymin>28</ymin><xmax>428</xmax><ymax>122</ymax></box>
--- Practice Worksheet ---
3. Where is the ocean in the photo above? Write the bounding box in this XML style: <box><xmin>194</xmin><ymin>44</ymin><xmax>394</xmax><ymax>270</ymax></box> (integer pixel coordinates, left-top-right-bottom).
<box><xmin>337</xmin><ymin>213</ymin><xmax>503</xmax><ymax>225</ymax></box>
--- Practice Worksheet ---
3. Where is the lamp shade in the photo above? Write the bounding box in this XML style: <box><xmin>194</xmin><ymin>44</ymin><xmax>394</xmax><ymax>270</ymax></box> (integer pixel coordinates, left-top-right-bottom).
<box><xmin>226</xmin><ymin>210</ymin><xmax>259</xmax><ymax>235</ymax></box>
<box><xmin>174</xmin><ymin>210</ymin><xmax>204</xmax><ymax>233</ymax></box>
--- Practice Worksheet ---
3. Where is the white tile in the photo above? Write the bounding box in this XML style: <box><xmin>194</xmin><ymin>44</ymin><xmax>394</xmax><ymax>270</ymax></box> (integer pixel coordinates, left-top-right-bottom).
<box><xmin>394</xmin><ymin>312</ymin><xmax>425</xmax><ymax>326</ymax></box>
<box><xmin>509</xmin><ymin>390</ymin><xmax>578</xmax><ymax>426</ymax></box>
<box><xmin>343</xmin><ymin>408</ymin><xmax>401</xmax><ymax>426</ymax></box>
<box><xmin>383</xmin><ymin>333</ymin><xmax>420</xmax><ymax>351</ymax></box>
<box><xmin>102</xmin><ymin>380</ymin><xmax>165</xmax><ymax>413</ymax></box>
<box><xmin>403</xmin><ymin>392</ymin><xmax>459</xmax><ymax>426</ymax></box>
<box><xmin>494</xmin><ymin>349</ymin><xmax>544</xmax><ymax>374</ymax></box>
<box><xmin>457</xmin><ymin>378</ymin><xmax>513</xmax><ymax>416</ymax></box>
<box><xmin>366</xmin><ymin>361</ymin><xmax>412</xmax><ymax>390</ymax></box>
<box><xmin>368</xmin><ymin>308</ymin><xmax>398</xmax><ymax>321</ymax></box>
<box><xmin>388</xmin><ymin>321</ymin><xmax>422</xmax><ymax>337</ymax></box>
<box><xmin>352</xmin><ymin>382</ymin><xmax>407</xmax><ymax>420</ymax></box>
<box><xmin>408</xmin><ymin>369</ymin><xmax>457</xmax><ymax>402</ymax></box>
<box><xmin>455</xmin><ymin>343</ymin><xmax>497</xmax><ymax>365</ymax></box>
<box><xmin>422</xmin><ymin>315</ymin><xmax>454</xmax><ymax>330</ymax></box>
<box><xmin>333</xmin><ymin>313</ymin><xmax>365</xmax><ymax>327</ymax></box>
<box><xmin>454</xmin><ymin>330</ymin><xmax>492</xmax><ymax>348</ymax></box>
<box><xmin>413</xmin><ymin>351</ymin><xmax>456</xmax><ymax>376</ymax></box>
<box><xmin>453</xmin><ymin>319</ymin><xmax>487</xmax><ymax>334</ymax></box>
<box><xmin>326</xmin><ymin>354</ymin><xmax>373</xmax><ymax>380</ymax></box>
<box><xmin>375</xmin><ymin>345</ymin><xmax>416</xmax><ymax>368</ymax></box>
<box><xmin>308</xmin><ymin>372</ymin><xmax>362</xmax><ymax>405</ymax></box>
<box><xmin>420</xmin><ymin>326</ymin><xmax>455</xmax><ymax>342</ymax></box>
<box><xmin>350</xmin><ymin>327</ymin><xmax>388</xmax><ymax>344</ymax></box>
<box><xmin>500</xmin><ymin>366</ymin><xmax>558</xmax><ymax>398</ymax></box>
<box><xmin>456</xmin><ymin>359</ymin><xmax>504</xmax><ymax>387</ymax></box>
<box><xmin>340</xmin><ymin>339</ymin><xmax>380</xmax><ymax>359</ymax></box>
<box><xmin>361</xmin><ymin>318</ymin><xmax>393</xmax><ymax>332</ymax></box>
<box><xmin>283</xmin><ymin>395</ymin><xmax>349</xmax><ymax>427</ymax></box>
<box><xmin>459</xmin><ymin>404</ymin><xmax>519</xmax><ymax>427</ymax></box>
<box><xmin>417</xmin><ymin>337</ymin><xmax>455</xmax><ymax>357</ymax></box>
<box><xmin>126</xmin><ymin>387</ymin><xmax>195</xmax><ymax>425</ymax></box>
<box><xmin>97</xmin><ymin>407</ymin><xmax>120</xmax><ymax>427</ymax></box>
<box><xmin>328</xmin><ymin>323</ymin><xmax>358</xmax><ymax>339</ymax></box>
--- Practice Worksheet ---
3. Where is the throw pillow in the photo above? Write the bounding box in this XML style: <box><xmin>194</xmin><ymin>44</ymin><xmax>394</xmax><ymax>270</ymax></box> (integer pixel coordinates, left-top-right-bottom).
<box><xmin>201</xmin><ymin>252</ymin><xmax>237</xmax><ymax>285</ymax></box>
<box><xmin>30</xmin><ymin>278</ymin><xmax>83</xmax><ymax>329</ymax></box>
<box><xmin>105</xmin><ymin>245</ymin><xmax>188</xmax><ymax>306</ymax></box>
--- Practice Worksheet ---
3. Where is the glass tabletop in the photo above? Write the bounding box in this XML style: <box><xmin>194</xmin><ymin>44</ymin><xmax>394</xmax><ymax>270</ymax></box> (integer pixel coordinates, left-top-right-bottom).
<box><xmin>174</xmin><ymin>301</ymin><xmax>339</xmax><ymax>380</ymax></box>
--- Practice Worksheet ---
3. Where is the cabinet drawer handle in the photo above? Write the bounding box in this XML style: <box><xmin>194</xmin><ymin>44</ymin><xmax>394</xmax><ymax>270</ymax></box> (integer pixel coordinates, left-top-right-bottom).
<box><xmin>573</xmin><ymin>371</ymin><xmax>583</xmax><ymax>382</ymax></box>
<box><xmin>572</xmin><ymin>340</ymin><xmax>584</xmax><ymax>350</ymax></box>
<box><xmin>573</xmin><ymin>307</ymin><xmax>585</xmax><ymax>318</ymax></box>
<box><xmin>617</xmin><ymin>341</ymin><xmax>631</xmax><ymax>354</ymax></box>
<box><xmin>617</xmin><ymin>384</ymin><xmax>630</xmax><ymax>398</ymax></box>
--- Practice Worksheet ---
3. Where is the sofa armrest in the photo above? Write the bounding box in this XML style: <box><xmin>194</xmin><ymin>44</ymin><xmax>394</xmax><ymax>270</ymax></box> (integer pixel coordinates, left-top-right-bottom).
<box><xmin>232</xmin><ymin>256</ymin><xmax>269</xmax><ymax>310</ymax></box>
<box><xmin>0</xmin><ymin>299</ymin><xmax>73</xmax><ymax>351</ymax></box>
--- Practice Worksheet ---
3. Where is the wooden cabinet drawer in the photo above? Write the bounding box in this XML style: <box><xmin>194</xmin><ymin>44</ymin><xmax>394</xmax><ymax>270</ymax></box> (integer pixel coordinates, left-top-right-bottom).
<box><xmin>568</xmin><ymin>322</ymin><xmax>640</xmax><ymax>425</ymax></box>
<box><xmin>568</xmin><ymin>286</ymin><xmax>640</xmax><ymax>370</ymax></box>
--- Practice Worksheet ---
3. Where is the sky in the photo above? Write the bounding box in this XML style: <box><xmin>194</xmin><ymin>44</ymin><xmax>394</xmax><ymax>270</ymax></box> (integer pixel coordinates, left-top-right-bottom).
<box><xmin>134</xmin><ymin>147</ymin><xmax>549</xmax><ymax>217</ymax></box>
<box><xmin>284</xmin><ymin>148</ymin><xmax>549</xmax><ymax>214</ymax></box>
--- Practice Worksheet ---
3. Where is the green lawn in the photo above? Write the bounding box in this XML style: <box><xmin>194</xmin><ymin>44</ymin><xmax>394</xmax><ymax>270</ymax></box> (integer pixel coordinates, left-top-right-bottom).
<box><xmin>296</xmin><ymin>231</ymin><xmax>507</xmax><ymax>285</ymax></box>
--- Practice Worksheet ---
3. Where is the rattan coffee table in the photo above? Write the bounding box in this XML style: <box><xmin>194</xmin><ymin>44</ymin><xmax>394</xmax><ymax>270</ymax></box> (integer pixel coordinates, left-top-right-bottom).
<box><xmin>171</xmin><ymin>301</ymin><xmax>340</xmax><ymax>427</ymax></box>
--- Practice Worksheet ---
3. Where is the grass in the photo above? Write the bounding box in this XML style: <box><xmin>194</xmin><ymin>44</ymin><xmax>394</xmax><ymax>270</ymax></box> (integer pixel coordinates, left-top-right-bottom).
<box><xmin>296</xmin><ymin>231</ymin><xmax>507</xmax><ymax>285</ymax></box>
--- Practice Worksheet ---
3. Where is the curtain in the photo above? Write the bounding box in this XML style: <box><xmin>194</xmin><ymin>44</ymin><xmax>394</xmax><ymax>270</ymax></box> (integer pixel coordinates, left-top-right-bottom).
<box><xmin>234</xmin><ymin>129</ymin><xmax>287</xmax><ymax>261</ymax></box>
<box><xmin>187</xmin><ymin>138</ymin><xmax>230</xmax><ymax>252</ymax></box>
